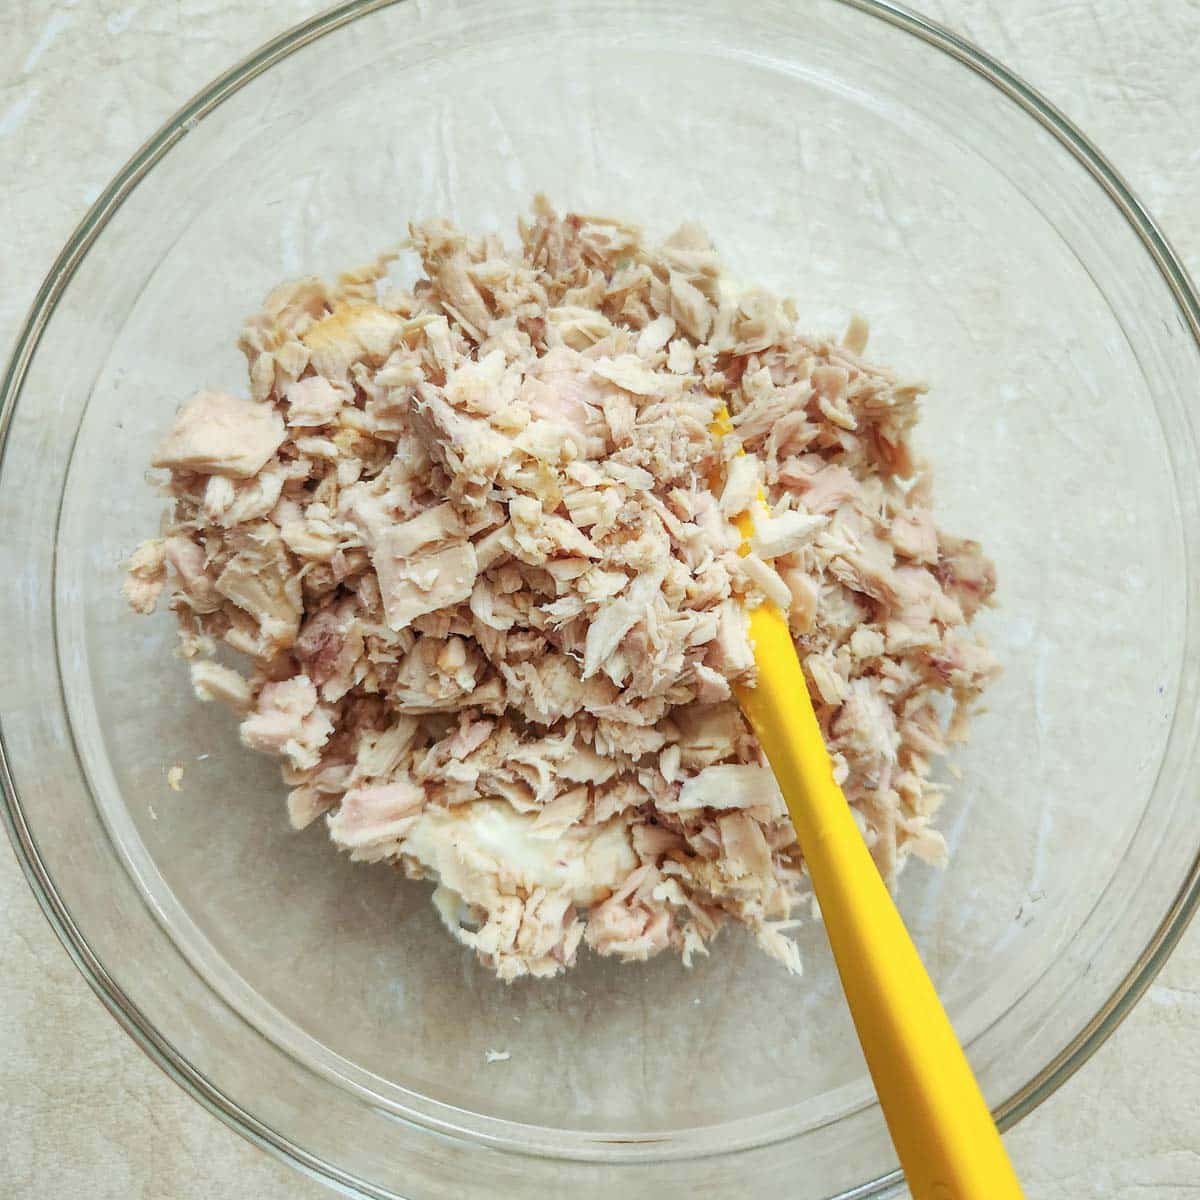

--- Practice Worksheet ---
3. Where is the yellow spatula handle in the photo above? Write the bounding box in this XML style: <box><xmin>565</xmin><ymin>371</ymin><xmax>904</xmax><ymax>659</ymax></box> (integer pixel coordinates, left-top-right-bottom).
<box><xmin>739</xmin><ymin>601</ymin><xmax>1024</xmax><ymax>1200</ymax></box>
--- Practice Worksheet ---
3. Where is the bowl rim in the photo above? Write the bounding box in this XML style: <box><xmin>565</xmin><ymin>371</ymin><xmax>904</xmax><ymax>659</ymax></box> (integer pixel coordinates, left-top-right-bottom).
<box><xmin>3</xmin><ymin>1</ymin><xmax>1200</xmax><ymax>1197</ymax></box>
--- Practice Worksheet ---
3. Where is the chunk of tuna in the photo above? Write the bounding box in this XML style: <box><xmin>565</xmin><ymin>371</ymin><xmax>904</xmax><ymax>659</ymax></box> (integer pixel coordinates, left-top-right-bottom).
<box><xmin>153</xmin><ymin>390</ymin><xmax>285</xmax><ymax>478</ymax></box>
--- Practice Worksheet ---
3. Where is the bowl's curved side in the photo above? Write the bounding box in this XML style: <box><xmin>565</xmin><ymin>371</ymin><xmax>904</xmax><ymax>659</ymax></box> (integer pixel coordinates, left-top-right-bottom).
<box><xmin>854</xmin><ymin>0</ymin><xmax>1200</xmax><ymax>1133</ymax></box>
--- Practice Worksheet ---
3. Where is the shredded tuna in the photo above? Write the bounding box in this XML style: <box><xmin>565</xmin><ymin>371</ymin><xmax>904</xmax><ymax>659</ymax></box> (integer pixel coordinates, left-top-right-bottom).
<box><xmin>123</xmin><ymin>538</ymin><xmax>167</xmax><ymax>614</ymax></box>
<box><xmin>190</xmin><ymin>660</ymin><xmax>252</xmax><ymax>711</ymax></box>
<box><xmin>126</xmin><ymin>198</ymin><xmax>998</xmax><ymax>981</ymax></box>
<box><xmin>152</xmin><ymin>390</ymin><xmax>286</xmax><ymax>478</ymax></box>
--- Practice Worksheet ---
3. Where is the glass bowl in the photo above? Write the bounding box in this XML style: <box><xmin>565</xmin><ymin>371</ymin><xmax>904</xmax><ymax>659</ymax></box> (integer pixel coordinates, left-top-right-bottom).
<box><xmin>3</xmin><ymin>1</ymin><xmax>1199</xmax><ymax>1197</ymax></box>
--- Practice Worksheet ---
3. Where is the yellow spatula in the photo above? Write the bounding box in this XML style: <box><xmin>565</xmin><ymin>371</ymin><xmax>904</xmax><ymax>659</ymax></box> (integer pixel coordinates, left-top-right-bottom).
<box><xmin>713</xmin><ymin>409</ymin><xmax>1024</xmax><ymax>1200</ymax></box>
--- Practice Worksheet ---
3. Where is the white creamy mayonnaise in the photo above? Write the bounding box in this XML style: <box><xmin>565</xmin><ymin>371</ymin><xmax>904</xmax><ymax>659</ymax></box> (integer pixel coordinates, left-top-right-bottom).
<box><xmin>402</xmin><ymin>800</ymin><xmax>637</xmax><ymax>909</ymax></box>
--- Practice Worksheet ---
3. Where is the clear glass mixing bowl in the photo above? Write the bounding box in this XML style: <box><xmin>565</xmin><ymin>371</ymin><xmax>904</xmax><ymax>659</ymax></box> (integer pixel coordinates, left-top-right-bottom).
<box><xmin>3</xmin><ymin>1</ymin><xmax>1200</xmax><ymax>1196</ymax></box>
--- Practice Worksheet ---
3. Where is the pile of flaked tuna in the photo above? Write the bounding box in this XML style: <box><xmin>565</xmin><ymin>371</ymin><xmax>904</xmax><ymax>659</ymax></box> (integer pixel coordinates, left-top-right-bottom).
<box><xmin>125</xmin><ymin>199</ymin><xmax>997</xmax><ymax>981</ymax></box>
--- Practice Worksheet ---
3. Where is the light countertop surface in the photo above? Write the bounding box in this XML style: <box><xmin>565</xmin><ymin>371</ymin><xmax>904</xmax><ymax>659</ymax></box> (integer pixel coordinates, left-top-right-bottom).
<box><xmin>2</xmin><ymin>2</ymin><xmax>1198</xmax><ymax>1197</ymax></box>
